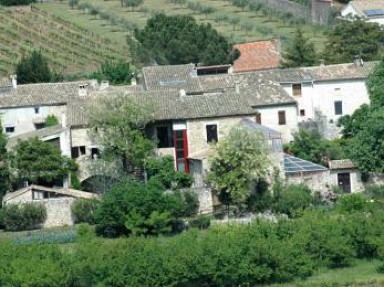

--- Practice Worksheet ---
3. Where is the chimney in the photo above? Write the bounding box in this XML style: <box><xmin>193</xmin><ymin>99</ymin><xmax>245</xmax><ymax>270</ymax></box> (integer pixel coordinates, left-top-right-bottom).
<box><xmin>10</xmin><ymin>74</ymin><xmax>17</xmax><ymax>89</ymax></box>
<box><xmin>319</xmin><ymin>59</ymin><xmax>325</xmax><ymax>66</ymax></box>
<box><xmin>235</xmin><ymin>81</ymin><xmax>240</xmax><ymax>94</ymax></box>
<box><xmin>179</xmin><ymin>89</ymin><xmax>186</xmax><ymax>101</ymax></box>
<box><xmin>353</xmin><ymin>55</ymin><xmax>364</xmax><ymax>67</ymax></box>
<box><xmin>78</xmin><ymin>84</ymin><xmax>87</xmax><ymax>97</ymax></box>
<box><xmin>61</xmin><ymin>112</ymin><xmax>67</xmax><ymax>128</ymax></box>
<box><xmin>100</xmin><ymin>80</ymin><xmax>109</xmax><ymax>90</ymax></box>
<box><xmin>131</xmin><ymin>77</ymin><xmax>137</xmax><ymax>86</ymax></box>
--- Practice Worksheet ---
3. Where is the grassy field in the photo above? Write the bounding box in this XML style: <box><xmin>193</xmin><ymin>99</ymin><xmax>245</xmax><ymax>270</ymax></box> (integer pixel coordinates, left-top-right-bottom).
<box><xmin>273</xmin><ymin>259</ymin><xmax>384</xmax><ymax>287</ymax></box>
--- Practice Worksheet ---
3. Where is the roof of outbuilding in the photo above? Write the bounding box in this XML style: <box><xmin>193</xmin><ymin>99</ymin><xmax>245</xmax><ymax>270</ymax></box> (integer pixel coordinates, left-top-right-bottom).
<box><xmin>232</xmin><ymin>40</ymin><xmax>280</xmax><ymax>73</ymax></box>
<box><xmin>349</xmin><ymin>0</ymin><xmax>384</xmax><ymax>18</ymax></box>
<box><xmin>328</xmin><ymin>159</ymin><xmax>357</xmax><ymax>170</ymax></box>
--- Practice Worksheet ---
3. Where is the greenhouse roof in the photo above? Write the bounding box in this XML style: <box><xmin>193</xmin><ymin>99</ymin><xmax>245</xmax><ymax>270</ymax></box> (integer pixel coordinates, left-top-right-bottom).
<box><xmin>284</xmin><ymin>154</ymin><xmax>328</xmax><ymax>174</ymax></box>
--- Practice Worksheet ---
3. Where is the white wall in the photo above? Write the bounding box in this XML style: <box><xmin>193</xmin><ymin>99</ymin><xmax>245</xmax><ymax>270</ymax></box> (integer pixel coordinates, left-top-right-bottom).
<box><xmin>256</xmin><ymin>105</ymin><xmax>298</xmax><ymax>143</ymax></box>
<box><xmin>282</xmin><ymin>79</ymin><xmax>369</xmax><ymax>135</ymax></box>
<box><xmin>341</xmin><ymin>4</ymin><xmax>384</xmax><ymax>26</ymax></box>
<box><xmin>0</xmin><ymin>105</ymin><xmax>66</xmax><ymax>137</ymax></box>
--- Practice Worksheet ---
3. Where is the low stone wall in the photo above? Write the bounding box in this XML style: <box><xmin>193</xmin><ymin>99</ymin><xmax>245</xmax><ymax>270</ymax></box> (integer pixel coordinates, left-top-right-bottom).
<box><xmin>42</xmin><ymin>198</ymin><xmax>76</xmax><ymax>228</ymax></box>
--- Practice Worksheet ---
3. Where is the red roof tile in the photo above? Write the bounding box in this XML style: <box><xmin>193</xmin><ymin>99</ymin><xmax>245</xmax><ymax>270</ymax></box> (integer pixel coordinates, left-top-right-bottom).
<box><xmin>233</xmin><ymin>39</ymin><xmax>280</xmax><ymax>73</ymax></box>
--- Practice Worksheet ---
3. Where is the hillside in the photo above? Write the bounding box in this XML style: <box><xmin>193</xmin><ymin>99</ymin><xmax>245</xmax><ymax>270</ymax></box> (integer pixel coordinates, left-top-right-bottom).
<box><xmin>0</xmin><ymin>5</ymin><xmax>126</xmax><ymax>77</ymax></box>
<box><xmin>38</xmin><ymin>0</ymin><xmax>327</xmax><ymax>59</ymax></box>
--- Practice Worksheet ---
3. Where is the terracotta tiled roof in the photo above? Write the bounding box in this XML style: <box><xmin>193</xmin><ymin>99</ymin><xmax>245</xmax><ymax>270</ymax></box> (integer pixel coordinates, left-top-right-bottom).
<box><xmin>232</xmin><ymin>40</ymin><xmax>280</xmax><ymax>73</ymax></box>
<box><xmin>349</xmin><ymin>0</ymin><xmax>384</xmax><ymax>18</ymax></box>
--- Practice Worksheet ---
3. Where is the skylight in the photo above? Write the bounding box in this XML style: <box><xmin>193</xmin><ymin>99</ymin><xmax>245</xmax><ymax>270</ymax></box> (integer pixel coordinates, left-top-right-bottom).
<box><xmin>284</xmin><ymin>154</ymin><xmax>328</xmax><ymax>174</ymax></box>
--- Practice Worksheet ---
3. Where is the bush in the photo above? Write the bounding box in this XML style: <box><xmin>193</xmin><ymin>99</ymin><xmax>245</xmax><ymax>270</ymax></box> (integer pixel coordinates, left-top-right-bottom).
<box><xmin>44</xmin><ymin>115</ymin><xmax>59</xmax><ymax>127</ymax></box>
<box><xmin>273</xmin><ymin>184</ymin><xmax>312</xmax><ymax>217</ymax></box>
<box><xmin>71</xmin><ymin>198</ymin><xmax>99</xmax><ymax>224</ymax></box>
<box><xmin>189</xmin><ymin>215</ymin><xmax>211</xmax><ymax>229</ymax></box>
<box><xmin>336</xmin><ymin>193</ymin><xmax>367</xmax><ymax>213</ymax></box>
<box><xmin>2</xmin><ymin>203</ymin><xmax>46</xmax><ymax>231</ymax></box>
<box><xmin>364</xmin><ymin>185</ymin><xmax>384</xmax><ymax>200</ymax></box>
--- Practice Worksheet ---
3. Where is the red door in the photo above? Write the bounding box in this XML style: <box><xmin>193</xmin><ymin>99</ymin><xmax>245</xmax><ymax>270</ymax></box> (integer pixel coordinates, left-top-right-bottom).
<box><xmin>174</xmin><ymin>129</ymin><xmax>189</xmax><ymax>173</ymax></box>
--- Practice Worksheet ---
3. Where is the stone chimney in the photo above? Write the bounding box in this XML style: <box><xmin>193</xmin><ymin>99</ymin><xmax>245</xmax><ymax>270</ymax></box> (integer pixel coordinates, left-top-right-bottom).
<box><xmin>78</xmin><ymin>84</ymin><xmax>87</xmax><ymax>97</ymax></box>
<box><xmin>61</xmin><ymin>113</ymin><xmax>67</xmax><ymax>128</ymax></box>
<box><xmin>353</xmin><ymin>55</ymin><xmax>364</xmax><ymax>67</ymax></box>
<box><xmin>100</xmin><ymin>80</ymin><xmax>109</xmax><ymax>90</ymax></box>
<box><xmin>235</xmin><ymin>81</ymin><xmax>240</xmax><ymax>94</ymax></box>
<box><xmin>10</xmin><ymin>74</ymin><xmax>17</xmax><ymax>89</ymax></box>
<box><xmin>319</xmin><ymin>59</ymin><xmax>325</xmax><ymax>67</ymax></box>
<box><xmin>179</xmin><ymin>89</ymin><xmax>186</xmax><ymax>101</ymax></box>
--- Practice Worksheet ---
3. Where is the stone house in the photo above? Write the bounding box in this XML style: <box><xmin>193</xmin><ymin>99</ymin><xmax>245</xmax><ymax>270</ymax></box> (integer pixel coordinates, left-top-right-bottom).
<box><xmin>341</xmin><ymin>0</ymin><xmax>384</xmax><ymax>25</ymax></box>
<box><xmin>2</xmin><ymin>185</ymin><xmax>98</xmax><ymax>228</ymax></box>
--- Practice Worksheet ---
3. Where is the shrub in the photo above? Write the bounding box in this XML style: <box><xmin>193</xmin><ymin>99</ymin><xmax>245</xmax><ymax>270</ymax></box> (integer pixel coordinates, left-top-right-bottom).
<box><xmin>364</xmin><ymin>185</ymin><xmax>384</xmax><ymax>200</ymax></box>
<box><xmin>71</xmin><ymin>198</ymin><xmax>99</xmax><ymax>224</ymax></box>
<box><xmin>336</xmin><ymin>193</ymin><xmax>367</xmax><ymax>213</ymax></box>
<box><xmin>2</xmin><ymin>203</ymin><xmax>46</xmax><ymax>231</ymax></box>
<box><xmin>273</xmin><ymin>184</ymin><xmax>312</xmax><ymax>217</ymax></box>
<box><xmin>189</xmin><ymin>215</ymin><xmax>211</xmax><ymax>229</ymax></box>
<box><xmin>44</xmin><ymin>115</ymin><xmax>59</xmax><ymax>127</ymax></box>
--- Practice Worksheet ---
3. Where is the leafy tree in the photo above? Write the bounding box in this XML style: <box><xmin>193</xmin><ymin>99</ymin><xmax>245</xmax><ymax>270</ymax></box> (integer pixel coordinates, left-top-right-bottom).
<box><xmin>232</xmin><ymin>0</ymin><xmax>249</xmax><ymax>12</ymax></box>
<box><xmin>284</xmin><ymin>129</ymin><xmax>345</xmax><ymax>166</ymax></box>
<box><xmin>68</xmin><ymin>0</ymin><xmax>78</xmax><ymax>9</ymax></box>
<box><xmin>339</xmin><ymin>60</ymin><xmax>384</xmax><ymax>173</ymax></box>
<box><xmin>44</xmin><ymin>115</ymin><xmax>59</xmax><ymax>127</ymax></box>
<box><xmin>323</xmin><ymin>19</ymin><xmax>384</xmax><ymax>64</ymax></box>
<box><xmin>92</xmin><ymin>61</ymin><xmax>132</xmax><ymax>85</ymax></box>
<box><xmin>0</xmin><ymin>0</ymin><xmax>34</xmax><ymax>6</ymax></box>
<box><xmin>15</xmin><ymin>50</ymin><xmax>53</xmax><ymax>84</ymax></box>
<box><xmin>86</xmin><ymin>96</ymin><xmax>155</xmax><ymax>173</ymax></box>
<box><xmin>94</xmin><ymin>177</ymin><xmax>185</xmax><ymax>236</ymax></box>
<box><xmin>207</xmin><ymin>126</ymin><xmax>270</xmax><ymax>208</ymax></box>
<box><xmin>10</xmin><ymin>137</ymin><xmax>77</xmax><ymax>186</ymax></box>
<box><xmin>133</xmin><ymin>14</ymin><xmax>240</xmax><ymax>65</ymax></box>
<box><xmin>281</xmin><ymin>29</ymin><xmax>317</xmax><ymax>68</ymax></box>
<box><xmin>2</xmin><ymin>203</ymin><xmax>46</xmax><ymax>231</ymax></box>
<box><xmin>124</xmin><ymin>0</ymin><xmax>143</xmax><ymax>11</ymax></box>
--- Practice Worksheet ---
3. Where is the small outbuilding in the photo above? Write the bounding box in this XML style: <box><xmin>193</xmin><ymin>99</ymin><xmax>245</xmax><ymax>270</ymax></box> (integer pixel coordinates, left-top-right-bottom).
<box><xmin>2</xmin><ymin>185</ymin><xmax>98</xmax><ymax>228</ymax></box>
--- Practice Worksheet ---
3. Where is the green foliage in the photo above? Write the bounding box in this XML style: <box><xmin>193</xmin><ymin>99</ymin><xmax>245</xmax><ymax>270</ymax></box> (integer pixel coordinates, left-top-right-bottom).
<box><xmin>87</xmin><ymin>96</ymin><xmax>155</xmax><ymax>172</ymax></box>
<box><xmin>133</xmin><ymin>13</ymin><xmax>240</xmax><ymax>65</ymax></box>
<box><xmin>146</xmin><ymin>156</ymin><xmax>193</xmax><ymax>189</ymax></box>
<box><xmin>2</xmin><ymin>203</ymin><xmax>46</xmax><ymax>231</ymax></box>
<box><xmin>273</xmin><ymin>184</ymin><xmax>313</xmax><ymax>217</ymax></box>
<box><xmin>284</xmin><ymin>129</ymin><xmax>345</xmax><ymax>166</ymax></box>
<box><xmin>364</xmin><ymin>185</ymin><xmax>384</xmax><ymax>200</ymax></box>
<box><xmin>10</xmin><ymin>137</ymin><xmax>77</xmax><ymax>186</ymax></box>
<box><xmin>281</xmin><ymin>29</ymin><xmax>317</xmax><ymax>68</ymax></box>
<box><xmin>324</xmin><ymin>19</ymin><xmax>384</xmax><ymax>64</ymax></box>
<box><xmin>44</xmin><ymin>115</ymin><xmax>59</xmax><ymax>127</ymax></box>
<box><xmin>94</xmin><ymin>177</ymin><xmax>186</xmax><ymax>236</ymax></box>
<box><xmin>0</xmin><ymin>0</ymin><xmax>34</xmax><ymax>6</ymax></box>
<box><xmin>15</xmin><ymin>50</ymin><xmax>53</xmax><ymax>84</ymax></box>
<box><xmin>189</xmin><ymin>214</ymin><xmax>211</xmax><ymax>229</ymax></box>
<box><xmin>207</xmin><ymin>126</ymin><xmax>270</xmax><ymax>207</ymax></box>
<box><xmin>92</xmin><ymin>61</ymin><xmax>132</xmax><ymax>85</ymax></box>
<box><xmin>123</xmin><ymin>0</ymin><xmax>143</xmax><ymax>11</ymax></box>
<box><xmin>71</xmin><ymin>198</ymin><xmax>99</xmax><ymax>224</ymax></box>
<box><xmin>0</xmin><ymin>121</ymin><xmax>10</xmax><ymax>204</ymax></box>
<box><xmin>336</xmin><ymin>193</ymin><xmax>368</xmax><ymax>213</ymax></box>
<box><xmin>68</xmin><ymin>0</ymin><xmax>78</xmax><ymax>9</ymax></box>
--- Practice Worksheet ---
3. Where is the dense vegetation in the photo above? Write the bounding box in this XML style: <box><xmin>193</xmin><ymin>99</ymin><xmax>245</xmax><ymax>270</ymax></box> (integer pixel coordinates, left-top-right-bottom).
<box><xmin>2</xmin><ymin>194</ymin><xmax>384</xmax><ymax>286</ymax></box>
<box><xmin>133</xmin><ymin>14</ymin><xmax>239</xmax><ymax>65</ymax></box>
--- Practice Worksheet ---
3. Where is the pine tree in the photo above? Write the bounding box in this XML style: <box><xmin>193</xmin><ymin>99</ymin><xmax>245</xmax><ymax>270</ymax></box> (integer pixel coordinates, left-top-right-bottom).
<box><xmin>15</xmin><ymin>50</ymin><xmax>52</xmax><ymax>84</ymax></box>
<box><xmin>281</xmin><ymin>29</ymin><xmax>317</xmax><ymax>68</ymax></box>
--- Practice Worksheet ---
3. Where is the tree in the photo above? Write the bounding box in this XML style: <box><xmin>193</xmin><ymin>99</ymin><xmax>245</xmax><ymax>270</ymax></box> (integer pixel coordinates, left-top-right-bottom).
<box><xmin>232</xmin><ymin>0</ymin><xmax>249</xmax><ymax>12</ymax></box>
<box><xmin>281</xmin><ymin>29</ymin><xmax>317</xmax><ymax>68</ymax></box>
<box><xmin>323</xmin><ymin>19</ymin><xmax>384</xmax><ymax>64</ymax></box>
<box><xmin>133</xmin><ymin>14</ymin><xmax>240</xmax><ymax>65</ymax></box>
<box><xmin>338</xmin><ymin>60</ymin><xmax>384</xmax><ymax>173</ymax></box>
<box><xmin>284</xmin><ymin>129</ymin><xmax>345</xmax><ymax>166</ymax></box>
<box><xmin>207</xmin><ymin>126</ymin><xmax>270</xmax><ymax>208</ymax></box>
<box><xmin>86</xmin><ymin>95</ymin><xmax>155</xmax><ymax>174</ymax></box>
<box><xmin>68</xmin><ymin>0</ymin><xmax>78</xmax><ymax>9</ymax></box>
<box><xmin>10</xmin><ymin>137</ymin><xmax>77</xmax><ymax>187</ymax></box>
<box><xmin>124</xmin><ymin>0</ymin><xmax>143</xmax><ymax>11</ymax></box>
<box><xmin>15</xmin><ymin>50</ymin><xmax>52</xmax><ymax>84</ymax></box>
<box><xmin>0</xmin><ymin>0</ymin><xmax>34</xmax><ymax>6</ymax></box>
<box><xmin>92</xmin><ymin>61</ymin><xmax>132</xmax><ymax>85</ymax></box>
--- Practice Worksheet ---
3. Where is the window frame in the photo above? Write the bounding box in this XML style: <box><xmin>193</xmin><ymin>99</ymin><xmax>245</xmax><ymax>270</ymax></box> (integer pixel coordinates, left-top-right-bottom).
<box><xmin>278</xmin><ymin>111</ymin><xmax>286</xmax><ymax>125</ymax></box>
<box><xmin>5</xmin><ymin>126</ymin><xmax>15</xmax><ymax>133</ymax></box>
<box><xmin>334</xmin><ymin>101</ymin><xmax>343</xmax><ymax>115</ymax></box>
<box><xmin>206</xmin><ymin>124</ymin><xmax>218</xmax><ymax>143</ymax></box>
<box><xmin>292</xmin><ymin>83</ymin><xmax>302</xmax><ymax>96</ymax></box>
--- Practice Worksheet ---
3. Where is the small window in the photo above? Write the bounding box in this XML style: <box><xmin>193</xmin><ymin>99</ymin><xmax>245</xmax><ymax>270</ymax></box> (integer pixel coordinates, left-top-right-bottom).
<box><xmin>71</xmin><ymin>147</ymin><xmax>79</xmax><ymax>159</ymax></box>
<box><xmin>35</xmin><ymin>123</ymin><xmax>45</xmax><ymax>130</ymax></box>
<box><xmin>79</xmin><ymin>146</ymin><xmax>86</xmax><ymax>155</ymax></box>
<box><xmin>278</xmin><ymin>111</ymin><xmax>286</xmax><ymax>125</ymax></box>
<box><xmin>156</xmin><ymin>126</ymin><xmax>173</xmax><ymax>148</ymax></box>
<box><xmin>5</xmin><ymin>127</ymin><xmax>14</xmax><ymax>133</ymax></box>
<box><xmin>334</xmin><ymin>101</ymin><xmax>343</xmax><ymax>115</ymax></box>
<box><xmin>255</xmin><ymin>113</ymin><xmax>261</xmax><ymax>124</ymax></box>
<box><xmin>300</xmin><ymin>109</ymin><xmax>305</xmax><ymax>117</ymax></box>
<box><xmin>206</xmin><ymin>124</ymin><xmax>218</xmax><ymax>143</ymax></box>
<box><xmin>292</xmin><ymin>83</ymin><xmax>302</xmax><ymax>96</ymax></box>
<box><xmin>34</xmin><ymin>107</ymin><xmax>40</xmax><ymax>114</ymax></box>
<box><xmin>91</xmin><ymin>148</ymin><xmax>99</xmax><ymax>159</ymax></box>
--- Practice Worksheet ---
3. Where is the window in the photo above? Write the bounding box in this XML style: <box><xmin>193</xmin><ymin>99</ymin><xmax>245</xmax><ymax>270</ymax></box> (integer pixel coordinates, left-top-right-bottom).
<box><xmin>91</xmin><ymin>148</ymin><xmax>99</xmax><ymax>159</ymax></box>
<box><xmin>334</xmin><ymin>101</ymin><xmax>343</xmax><ymax>115</ymax></box>
<box><xmin>71</xmin><ymin>146</ymin><xmax>86</xmax><ymax>159</ymax></box>
<box><xmin>206</xmin><ymin>124</ymin><xmax>218</xmax><ymax>143</ymax></box>
<box><xmin>34</xmin><ymin>107</ymin><xmax>40</xmax><ymax>114</ymax></box>
<box><xmin>35</xmin><ymin>123</ymin><xmax>45</xmax><ymax>130</ymax></box>
<box><xmin>79</xmin><ymin>146</ymin><xmax>86</xmax><ymax>155</ymax></box>
<box><xmin>255</xmin><ymin>113</ymin><xmax>261</xmax><ymax>124</ymax></box>
<box><xmin>278</xmin><ymin>111</ymin><xmax>286</xmax><ymax>125</ymax></box>
<box><xmin>292</xmin><ymin>83</ymin><xmax>302</xmax><ymax>96</ymax></box>
<box><xmin>156</xmin><ymin>126</ymin><xmax>173</xmax><ymax>148</ymax></box>
<box><xmin>33</xmin><ymin>191</ymin><xmax>49</xmax><ymax>200</ymax></box>
<box><xmin>300</xmin><ymin>109</ymin><xmax>305</xmax><ymax>117</ymax></box>
<box><xmin>5</xmin><ymin>126</ymin><xmax>14</xmax><ymax>133</ymax></box>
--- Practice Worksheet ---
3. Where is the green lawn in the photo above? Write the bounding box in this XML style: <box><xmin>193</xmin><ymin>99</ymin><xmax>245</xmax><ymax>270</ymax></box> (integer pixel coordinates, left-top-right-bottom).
<box><xmin>272</xmin><ymin>259</ymin><xmax>384</xmax><ymax>287</ymax></box>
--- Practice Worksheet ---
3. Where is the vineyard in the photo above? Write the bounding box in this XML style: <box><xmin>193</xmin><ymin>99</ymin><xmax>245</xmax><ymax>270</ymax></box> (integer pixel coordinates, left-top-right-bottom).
<box><xmin>0</xmin><ymin>5</ymin><xmax>126</xmax><ymax>77</ymax></box>
<box><xmin>39</xmin><ymin>0</ymin><xmax>327</xmax><ymax>54</ymax></box>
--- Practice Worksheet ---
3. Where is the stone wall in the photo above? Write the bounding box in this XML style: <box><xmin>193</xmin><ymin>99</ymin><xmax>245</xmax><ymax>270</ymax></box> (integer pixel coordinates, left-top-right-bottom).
<box><xmin>42</xmin><ymin>198</ymin><xmax>75</xmax><ymax>228</ymax></box>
